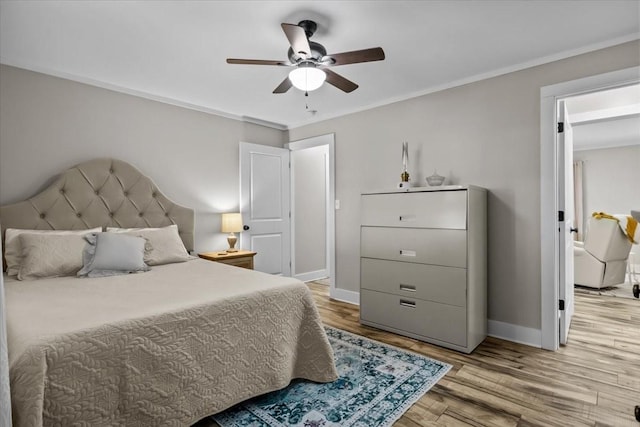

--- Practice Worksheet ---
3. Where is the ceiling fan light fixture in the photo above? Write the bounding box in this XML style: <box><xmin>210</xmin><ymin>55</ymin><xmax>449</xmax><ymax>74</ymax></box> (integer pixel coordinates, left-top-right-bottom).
<box><xmin>288</xmin><ymin>66</ymin><xmax>326</xmax><ymax>91</ymax></box>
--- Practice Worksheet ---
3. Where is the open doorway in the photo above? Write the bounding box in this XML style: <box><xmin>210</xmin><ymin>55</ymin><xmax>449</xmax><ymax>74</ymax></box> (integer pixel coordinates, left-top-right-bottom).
<box><xmin>286</xmin><ymin>134</ymin><xmax>336</xmax><ymax>293</ymax></box>
<box><xmin>567</xmin><ymin>85</ymin><xmax>640</xmax><ymax>300</ymax></box>
<box><xmin>540</xmin><ymin>66</ymin><xmax>640</xmax><ymax>351</ymax></box>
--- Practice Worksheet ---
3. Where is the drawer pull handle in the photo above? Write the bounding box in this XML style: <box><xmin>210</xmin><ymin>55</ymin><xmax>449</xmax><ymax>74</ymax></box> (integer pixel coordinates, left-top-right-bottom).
<box><xmin>399</xmin><ymin>215</ymin><xmax>416</xmax><ymax>222</ymax></box>
<box><xmin>400</xmin><ymin>300</ymin><xmax>416</xmax><ymax>308</ymax></box>
<box><xmin>399</xmin><ymin>250</ymin><xmax>416</xmax><ymax>257</ymax></box>
<box><xmin>399</xmin><ymin>284</ymin><xmax>416</xmax><ymax>292</ymax></box>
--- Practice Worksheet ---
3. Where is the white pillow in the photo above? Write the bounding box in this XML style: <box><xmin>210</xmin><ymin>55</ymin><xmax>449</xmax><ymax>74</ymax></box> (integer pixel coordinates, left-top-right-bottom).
<box><xmin>106</xmin><ymin>224</ymin><xmax>192</xmax><ymax>265</ymax></box>
<box><xmin>78</xmin><ymin>233</ymin><xmax>149</xmax><ymax>278</ymax></box>
<box><xmin>17</xmin><ymin>233</ymin><xmax>89</xmax><ymax>281</ymax></box>
<box><xmin>4</xmin><ymin>227</ymin><xmax>102</xmax><ymax>276</ymax></box>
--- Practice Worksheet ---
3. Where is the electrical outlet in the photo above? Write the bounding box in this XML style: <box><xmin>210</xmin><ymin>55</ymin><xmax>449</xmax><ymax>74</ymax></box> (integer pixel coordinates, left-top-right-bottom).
<box><xmin>335</xmin><ymin>199</ymin><xmax>340</xmax><ymax>210</ymax></box>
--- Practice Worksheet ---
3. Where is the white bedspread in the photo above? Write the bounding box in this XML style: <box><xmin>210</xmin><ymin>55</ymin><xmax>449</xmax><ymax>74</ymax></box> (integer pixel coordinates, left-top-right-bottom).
<box><xmin>5</xmin><ymin>259</ymin><xmax>337</xmax><ymax>426</ymax></box>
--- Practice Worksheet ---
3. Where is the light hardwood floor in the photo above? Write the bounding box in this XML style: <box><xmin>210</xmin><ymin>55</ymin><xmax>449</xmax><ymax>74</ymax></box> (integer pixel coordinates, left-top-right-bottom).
<box><xmin>198</xmin><ymin>283</ymin><xmax>640</xmax><ymax>426</ymax></box>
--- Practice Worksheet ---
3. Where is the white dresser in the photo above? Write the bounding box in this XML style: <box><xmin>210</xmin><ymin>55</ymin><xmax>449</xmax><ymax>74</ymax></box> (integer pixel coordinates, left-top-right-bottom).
<box><xmin>360</xmin><ymin>185</ymin><xmax>487</xmax><ymax>353</ymax></box>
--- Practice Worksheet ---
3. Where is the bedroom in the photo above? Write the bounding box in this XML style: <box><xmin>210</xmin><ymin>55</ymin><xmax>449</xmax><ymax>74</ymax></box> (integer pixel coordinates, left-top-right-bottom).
<box><xmin>1</xmin><ymin>1</ymin><xmax>639</xmax><ymax>426</ymax></box>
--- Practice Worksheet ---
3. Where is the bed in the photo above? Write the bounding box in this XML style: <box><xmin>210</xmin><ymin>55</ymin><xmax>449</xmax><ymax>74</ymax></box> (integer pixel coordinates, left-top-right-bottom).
<box><xmin>1</xmin><ymin>158</ymin><xmax>338</xmax><ymax>426</ymax></box>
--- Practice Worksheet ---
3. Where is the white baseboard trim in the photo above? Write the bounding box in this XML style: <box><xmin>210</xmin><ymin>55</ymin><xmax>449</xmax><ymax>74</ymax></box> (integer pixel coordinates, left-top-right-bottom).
<box><xmin>488</xmin><ymin>320</ymin><xmax>542</xmax><ymax>348</ymax></box>
<box><xmin>330</xmin><ymin>288</ymin><xmax>360</xmax><ymax>305</ymax></box>
<box><xmin>294</xmin><ymin>270</ymin><xmax>328</xmax><ymax>283</ymax></box>
<box><xmin>327</xmin><ymin>289</ymin><xmax>542</xmax><ymax>347</ymax></box>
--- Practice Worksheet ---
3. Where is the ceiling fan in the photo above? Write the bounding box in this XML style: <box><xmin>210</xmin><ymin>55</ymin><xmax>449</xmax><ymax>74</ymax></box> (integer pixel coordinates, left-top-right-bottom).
<box><xmin>226</xmin><ymin>20</ymin><xmax>385</xmax><ymax>94</ymax></box>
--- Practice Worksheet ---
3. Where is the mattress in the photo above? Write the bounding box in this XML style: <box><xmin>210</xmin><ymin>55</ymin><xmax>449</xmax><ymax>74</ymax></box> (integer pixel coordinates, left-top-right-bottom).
<box><xmin>5</xmin><ymin>259</ymin><xmax>338</xmax><ymax>426</ymax></box>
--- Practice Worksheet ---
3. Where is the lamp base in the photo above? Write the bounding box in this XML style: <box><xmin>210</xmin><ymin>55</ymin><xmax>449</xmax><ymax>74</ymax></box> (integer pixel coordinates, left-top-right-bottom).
<box><xmin>226</xmin><ymin>233</ymin><xmax>238</xmax><ymax>253</ymax></box>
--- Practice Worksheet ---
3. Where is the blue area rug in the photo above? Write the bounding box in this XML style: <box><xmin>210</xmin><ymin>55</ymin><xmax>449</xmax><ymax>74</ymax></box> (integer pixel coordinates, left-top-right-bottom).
<box><xmin>213</xmin><ymin>326</ymin><xmax>452</xmax><ymax>427</ymax></box>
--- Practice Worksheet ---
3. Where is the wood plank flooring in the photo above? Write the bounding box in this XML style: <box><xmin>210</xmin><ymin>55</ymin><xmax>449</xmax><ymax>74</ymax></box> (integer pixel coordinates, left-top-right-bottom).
<box><xmin>197</xmin><ymin>283</ymin><xmax>640</xmax><ymax>426</ymax></box>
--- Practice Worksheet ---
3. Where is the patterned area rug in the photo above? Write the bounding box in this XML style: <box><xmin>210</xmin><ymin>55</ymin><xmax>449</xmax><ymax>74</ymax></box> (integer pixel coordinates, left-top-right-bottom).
<box><xmin>213</xmin><ymin>326</ymin><xmax>451</xmax><ymax>427</ymax></box>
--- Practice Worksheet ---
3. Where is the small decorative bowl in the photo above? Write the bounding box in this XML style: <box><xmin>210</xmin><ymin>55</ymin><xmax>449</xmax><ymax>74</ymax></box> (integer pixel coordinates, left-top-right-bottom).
<box><xmin>426</xmin><ymin>171</ymin><xmax>445</xmax><ymax>186</ymax></box>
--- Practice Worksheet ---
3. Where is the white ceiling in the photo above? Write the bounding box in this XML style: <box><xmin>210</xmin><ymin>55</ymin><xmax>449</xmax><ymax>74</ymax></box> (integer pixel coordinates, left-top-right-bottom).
<box><xmin>566</xmin><ymin>84</ymin><xmax>640</xmax><ymax>151</ymax></box>
<box><xmin>1</xmin><ymin>1</ymin><xmax>639</xmax><ymax>130</ymax></box>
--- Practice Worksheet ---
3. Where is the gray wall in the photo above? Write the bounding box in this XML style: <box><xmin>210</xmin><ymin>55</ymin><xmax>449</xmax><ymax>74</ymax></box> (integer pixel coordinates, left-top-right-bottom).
<box><xmin>289</xmin><ymin>41</ymin><xmax>640</xmax><ymax>332</ymax></box>
<box><xmin>1</xmin><ymin>41</ymin><xmax>638</xmax><ymax>335</ymax></box>
<box><xmin>0</xmin><ymin>64</ymin><xmax>286</xmax><ymax>253</ymax></box>
<box><xmin>292</xmin><ymin>145</ymin><xmax>327</xmax><ymax>277</ymax></box>
<box><xmin>574</xmin><ymin>145</ymin><xmax>640</xmax><ymax>228</ymax></box>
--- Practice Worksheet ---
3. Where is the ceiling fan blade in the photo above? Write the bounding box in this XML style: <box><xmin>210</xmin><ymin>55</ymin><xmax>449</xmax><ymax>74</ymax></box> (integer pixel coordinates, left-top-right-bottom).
<box><xmin>326</xmin><ymin>47</ymin><xmax>385</xmax><ymax>66</ymax></box>
<box><xmin>227</xmin><ymin>58</ymin><xmax>290</xmax><ymax>66</ymax></box>
<box><xmin>273</xmin><ymin>77</ymin><xmax>292</xmax><ymax>94</ymax></box>
<box><xmin>281</xmin><ymin>23</ymin><xmax>311</xmax><ymax>58</ymax></box>
<box><xmin>324</xmin><ymin>69</ymin><xmax>358</xmax><ymax>93</ymax></box>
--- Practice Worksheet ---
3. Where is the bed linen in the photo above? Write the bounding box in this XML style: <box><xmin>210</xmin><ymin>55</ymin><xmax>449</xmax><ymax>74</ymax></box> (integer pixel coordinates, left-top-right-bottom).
<box><xmin>5</xmin><ymin>259</ymin><xmax>338</xmax><ymax>426</ymax></box>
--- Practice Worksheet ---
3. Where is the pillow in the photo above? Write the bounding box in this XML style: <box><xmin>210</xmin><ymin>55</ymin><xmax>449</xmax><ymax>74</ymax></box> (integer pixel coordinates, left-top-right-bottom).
<box><xmin>78</xmin><ymin>233</ymin><xmax>149</xmax><ymax>278</ymax></box>
<box><xmin>17</xmin><ymin>233</ymin><xmax>89</xmax><ymax>280</ymax></box>
<box><xmin>4</xmin><ymin>227</ymin><xmax>102</xmax><ymax>276</ymax></box>
<box><xmin>106</xmin><ymin>224</ymin><xmax>192</xmax><ymax>265</ymax></box>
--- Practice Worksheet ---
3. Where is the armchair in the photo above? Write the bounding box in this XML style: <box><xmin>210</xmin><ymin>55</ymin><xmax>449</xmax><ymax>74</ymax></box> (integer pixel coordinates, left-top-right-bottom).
<box><xmin>574</xmin><ymin>216</ymin><xmax>632</xmax><ymax>288</ymax></box>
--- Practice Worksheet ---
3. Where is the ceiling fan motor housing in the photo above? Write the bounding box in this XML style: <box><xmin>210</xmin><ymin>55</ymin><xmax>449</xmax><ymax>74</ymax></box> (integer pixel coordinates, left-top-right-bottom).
<box><xmin>288</xmin><ymin>41</ymin><xmax>327</xmax><ymax>63</ymax></box>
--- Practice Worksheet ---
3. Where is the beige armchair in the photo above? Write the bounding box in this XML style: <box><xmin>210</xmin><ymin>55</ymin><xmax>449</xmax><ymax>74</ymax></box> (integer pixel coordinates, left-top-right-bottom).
<box><xmin>574</xmin><ymin>216</ymin><xmax>632</xmax><ymax>288</ymax></box>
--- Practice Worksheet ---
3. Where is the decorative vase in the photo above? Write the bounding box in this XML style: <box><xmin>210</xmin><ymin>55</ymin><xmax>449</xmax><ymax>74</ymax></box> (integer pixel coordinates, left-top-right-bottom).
<box><xmin>401</xmin><ymin>141</ymin><xmax>409</xmax><ymax>182</ymax></box>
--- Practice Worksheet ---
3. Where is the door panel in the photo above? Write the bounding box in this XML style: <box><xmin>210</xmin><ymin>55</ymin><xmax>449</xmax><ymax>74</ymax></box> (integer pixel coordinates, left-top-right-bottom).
<box><xmin>558</xmin><ymin>101</ymin><xmax>575</xmax><ymax>345</ymax></box>
<box><xmin>251</xmin><ymin>233</ymin><xmax>283</xmax><ymax>274</ymax></box>
<box><xmin>240</xmin><ymin>142</ymin><xmax>291</xmax><ymax>276</ymax></box>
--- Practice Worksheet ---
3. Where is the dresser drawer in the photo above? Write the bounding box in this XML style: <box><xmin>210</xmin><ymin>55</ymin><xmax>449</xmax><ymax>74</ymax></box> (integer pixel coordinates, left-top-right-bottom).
<box><xmin>361</xmin><ymin>258</ymin><xmax>466</xmax><ymax>306</ymax></box>
<box><xmin>360</xmin><ymin>289</ymin><xmax>467</xmax><ymax>347</ymax></box>
<box><xmin>361</xmin><ymin>191</ymin><xmax>467</xmax><ymax>229</ymax></box>
<box><xmin>361</xmin><ymin>227</ymin><xmax>467</xmax><ymax>268</ymax></box>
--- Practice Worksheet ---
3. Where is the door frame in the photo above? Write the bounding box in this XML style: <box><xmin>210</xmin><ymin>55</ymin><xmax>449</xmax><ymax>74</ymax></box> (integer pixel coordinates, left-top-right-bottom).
<box><xmin>286</xmin><ymin>134</ymin><xmax>336</xmax><ymax>292</ymax></box>
<box><xmin>539</xmin><ymin>66</ymin><xmax>640</xmax><ymax>350</ymax></box>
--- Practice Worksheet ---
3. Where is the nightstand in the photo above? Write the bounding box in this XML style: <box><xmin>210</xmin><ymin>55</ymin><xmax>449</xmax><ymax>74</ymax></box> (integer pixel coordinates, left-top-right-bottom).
<box><xmin>198</xmin><ymin>250</ymin><xmax>257</xmax><ymax>270</ymax></box>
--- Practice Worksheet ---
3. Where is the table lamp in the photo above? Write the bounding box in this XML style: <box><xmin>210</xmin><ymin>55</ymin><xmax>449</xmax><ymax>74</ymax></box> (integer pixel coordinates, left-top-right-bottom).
<box><xmin>221</xmin><ymin>213</ymin><xmax>243</xmax><ymax>253</ymax></box>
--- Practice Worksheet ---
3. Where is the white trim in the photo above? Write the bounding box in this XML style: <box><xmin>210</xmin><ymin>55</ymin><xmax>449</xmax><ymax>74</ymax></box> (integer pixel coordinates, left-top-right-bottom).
<box><xmin>570</xmin><ymin>105</ymin><xmax>640</xmax><ymax>125</ymax></box>
<box><xmin>488</xmin><ymin>320</ymin><xmax>542</xmax><ymax>348</ymax></box>
<box><xmin>287</xmin><ymin>34</ymin><xmax>640</xmax><ymax>130</ymax></box>
<box><xmin>329</xmin><ymin>288</ymin><xmax>360</xmax><ymax>306</ymax></box>
<box><xmin>539</xmin><ymin>66</ymin><xmax>640</xmax><ymax>351</ymax></box>
<box><xmin>0</xmin><ymin>58</ymin><xmax>288</xmax><ymax>131</ymax></box>
<box><xmin>4</xmin><ymin>33</ymin><xmax>638</xmax><ymax>132</ymax></box>
<box><xmin>295</xmin><ymin>270</ymin><xmax>329</xmax><ymax>283</ymax></box>
<box><xmin>286</xmin><ymin>134</ymin><xmax>336</xmax><ymax>297</ymax></box>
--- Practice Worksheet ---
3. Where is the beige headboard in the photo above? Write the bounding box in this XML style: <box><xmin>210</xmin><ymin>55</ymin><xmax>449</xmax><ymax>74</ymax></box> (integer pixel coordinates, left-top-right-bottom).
<box><xmin>0</xmin><ymin>158</ymin><xmax>195</xmax><ymax>253</ymax></box>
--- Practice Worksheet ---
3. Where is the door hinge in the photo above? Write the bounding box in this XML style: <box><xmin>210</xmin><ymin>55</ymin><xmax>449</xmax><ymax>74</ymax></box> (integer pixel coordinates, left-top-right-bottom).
<box><xmin>557</xmin><ymin>122</ymin><xmax>564</xmax><ymax>133</ymax></box>
<box><xmin>559</xmin><ymin>299</ymin><xmax>565</xmax><ymax>311</ymax></box>
<box><xmin>289</xmin><ymin>211</ymin><xmax>291</xmax><ymax>219</ymax></box>
<box><xmin>558</xmin><ymin>210</ymin><xmax>564</xmax><ymax>222</ymax></box>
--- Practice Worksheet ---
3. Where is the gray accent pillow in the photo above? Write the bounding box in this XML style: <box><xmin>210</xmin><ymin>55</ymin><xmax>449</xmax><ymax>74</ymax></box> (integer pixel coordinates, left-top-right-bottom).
<box><xmin>78</xmin><ymin>233</ymin><xmax>149</xmax><ymax>278</ymax></box>
<box><xmin>106</xmin><ymin>225</ymin><xmax>193</xmax><ymax>265</ymax></box>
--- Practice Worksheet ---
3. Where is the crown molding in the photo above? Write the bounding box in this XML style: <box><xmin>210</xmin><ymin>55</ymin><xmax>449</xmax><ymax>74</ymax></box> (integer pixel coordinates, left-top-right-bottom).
<box><xmin>0</xmin><ymin>58</ymin><xmax>288</xmax><ymax>131</ymax></box>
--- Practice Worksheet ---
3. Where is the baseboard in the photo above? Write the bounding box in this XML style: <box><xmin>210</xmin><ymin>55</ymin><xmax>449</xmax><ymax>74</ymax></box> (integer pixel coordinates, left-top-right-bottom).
<box><xmin>330</xmin><ymin>288</ymin><xmax>360</xmax><ymax>305</ymax></box>
<box><xmin>294</xmin><ymin>270</ymin><xmax>328</xmax><ymax>283</ymax></box>
<box><xmin>488</xmin><ymin>320</ymin><xmax>542</xmax><ymax>348</ymax></box>
<box><xmin>329</xmin><ymin>289</ymin><xmax>542</xmax><ymax>347</ymax></box>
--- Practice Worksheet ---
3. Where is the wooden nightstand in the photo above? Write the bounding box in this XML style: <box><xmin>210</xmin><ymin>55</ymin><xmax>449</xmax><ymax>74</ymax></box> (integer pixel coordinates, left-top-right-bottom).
<box><xmin>198</xmin><ymin>250</ymin><xmax>257</xmax><ymax>270</ymax></box>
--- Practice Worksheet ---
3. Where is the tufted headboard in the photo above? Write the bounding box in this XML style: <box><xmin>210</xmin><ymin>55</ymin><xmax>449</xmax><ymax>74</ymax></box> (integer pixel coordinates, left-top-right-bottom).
<box><xmin>0</xmin><ymin>158</ymin><xmax>195</xmax><ymax>255</ymax></box>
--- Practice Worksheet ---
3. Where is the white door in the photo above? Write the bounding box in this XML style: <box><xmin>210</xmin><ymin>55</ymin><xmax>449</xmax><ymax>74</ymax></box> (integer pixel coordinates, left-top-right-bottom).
<box><xmin>558</xmin><ymin>100</ymin><xmax>575</xmax><ymax>345</ymax></box>
<box><xmin>239</xmin><ymin>142</ymin><xmax>291</xmax><ymax>276</ymax></box>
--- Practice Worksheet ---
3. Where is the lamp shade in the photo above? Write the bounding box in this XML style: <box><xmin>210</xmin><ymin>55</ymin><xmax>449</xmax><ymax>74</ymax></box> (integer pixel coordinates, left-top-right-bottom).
<box><xmin>221</xmin><ymin>213</ymin><xmax>243</xmax><ymax>233</ymax></box>
<box><xmin>289</xmin><ymin>67</ymin><xmax>326</xmax><ymax>91</ymax></box>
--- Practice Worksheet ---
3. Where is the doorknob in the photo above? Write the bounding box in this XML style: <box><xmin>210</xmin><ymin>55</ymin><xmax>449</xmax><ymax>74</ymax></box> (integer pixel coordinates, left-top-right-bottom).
<box><xmin>243</xmin><ymin>225</ymin><xmax>250</xmax><ymax>231</ymax></box>
<box><xmin>570</xmin><ymin>227</ymin><xmax>578</xmax><ymax>234</ymax></box>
